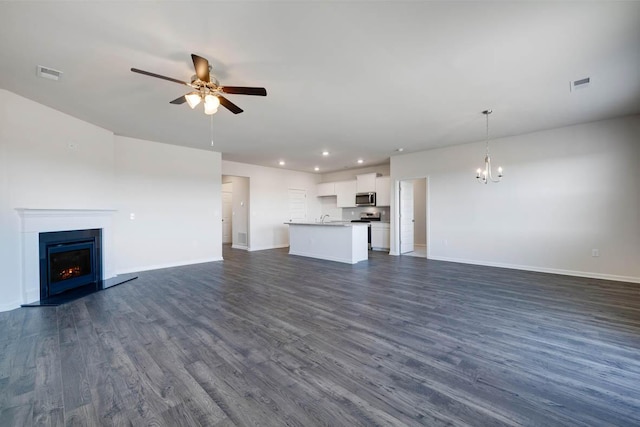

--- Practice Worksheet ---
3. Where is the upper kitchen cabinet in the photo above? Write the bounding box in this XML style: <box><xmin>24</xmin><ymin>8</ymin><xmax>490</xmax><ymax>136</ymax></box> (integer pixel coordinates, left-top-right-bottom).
<box><xmin>356</xmin><ymin>173</ymin><xmax>378</xmax><ymax>193</ymax></box>
<box><xmin>316</xmin><ymin>182</ymin><xmax>336</xmax><ymax>197</ymax></box>
<box><xmin>335</xmin><ymin>180</ymin><xmax>357</xmax><ymax>207</ymax></box>
<box><xmin>375</xmin><ymin>176</ymin><xmax>390</xmax><ymax>206</ymax></box>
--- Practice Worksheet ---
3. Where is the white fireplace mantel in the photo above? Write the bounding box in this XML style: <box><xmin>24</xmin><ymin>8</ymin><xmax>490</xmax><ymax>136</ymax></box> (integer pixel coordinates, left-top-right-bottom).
<box><xmin>15</xmin><ymin>208</ymin><xmax>117</xmax><ymax>304</ymax></box>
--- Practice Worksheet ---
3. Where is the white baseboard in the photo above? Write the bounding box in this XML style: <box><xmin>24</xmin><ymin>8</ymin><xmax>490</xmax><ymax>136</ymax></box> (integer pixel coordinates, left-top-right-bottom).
<box><xmin>428</xmin><ymin>255</ymin><xmax>640</xmax><ymax>284</ymax></box>
<box><xmin>116</xmin><ymin>257</ymin><xmax>223</xmax><ymax>275</ymax></box>
<box><xmin>231</xmin><ymin>244</ymin><xmax>248</xmax><ymax>250</ymax></box>
<box><xmin>248</xmin><ymin>244</ymin><xmax>289</xmax><ymax>252</ymax></box>
<box><xmin>0</xmin><ymin>299</ymin><xmax>23</xmax><ymax>312</ymax></box>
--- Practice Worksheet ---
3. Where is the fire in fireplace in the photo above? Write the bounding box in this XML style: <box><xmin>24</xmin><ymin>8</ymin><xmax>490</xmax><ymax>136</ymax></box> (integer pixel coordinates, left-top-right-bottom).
<box><xmin>39</xmin><ymin>229</ymin><xmax>102</xmax><ymax>300</ymax></box>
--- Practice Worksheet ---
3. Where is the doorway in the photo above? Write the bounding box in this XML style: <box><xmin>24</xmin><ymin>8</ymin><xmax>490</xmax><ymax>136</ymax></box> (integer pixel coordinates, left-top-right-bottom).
<box><xmin>221</xmin><ymin>175</ymin><xmax>250</xmax><ymax>250</ymax></box>
<box><xmin>222</xmin><ymin>183</ymin><xmax>232</xmax><ymax>244</ymax></box>
<box><xmin>399</xmin><ymin>178</ymin><xmax>427</xmax><ymax>257</ymax></box>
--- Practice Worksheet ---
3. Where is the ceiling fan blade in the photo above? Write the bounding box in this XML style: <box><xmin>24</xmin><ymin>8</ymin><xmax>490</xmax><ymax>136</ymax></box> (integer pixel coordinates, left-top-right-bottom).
<box><xmin>131</xmin><ymin>68</ymin><xmax>190</xmax><ymax>86</ymax></box>
<box><xmin>222</xmin><ymin>86</ymin><xmax>267</xmax><ymax>96</ymax></box>
<box><xmin>191</xmin><ymin>54</ymin><xmax>210</xmax><ymax>83</ymax></box>
<box><xmin>169</xmin><ymin>96</ymin><xmax>187</xmax><ymax>105</ymax></box>
<box><xmin>218</xmin><ymin>96</ymin><xmax>244</xmax><ymax>114</ymax></box>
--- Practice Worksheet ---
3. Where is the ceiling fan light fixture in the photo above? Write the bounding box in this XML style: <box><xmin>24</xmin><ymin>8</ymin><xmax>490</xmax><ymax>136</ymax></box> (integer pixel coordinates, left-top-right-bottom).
<box><xmin>185</xmin><ymin>92</ymin><xmax>202</xmax><ymax>109</ymax></box>
<box><xmin>204</xmin><ymin>94</ymin><xmax>220</xmax><ymax>115</ymax></box>
<box><xmin>131</xmin><ymin>54</ymin><xmax>267</xmax><ymax>117</ymax></box>
<box><xmin>204</xmin><ymin>103</ymin><xmax>218</xmax><ymax>115</ymax></box>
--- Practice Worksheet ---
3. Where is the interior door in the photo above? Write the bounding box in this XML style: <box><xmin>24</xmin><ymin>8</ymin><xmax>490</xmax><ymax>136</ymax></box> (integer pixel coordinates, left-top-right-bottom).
<box><xmin>400</xmin><ymin>180</ymin><xmax>414</xmax><ymax>254</ymax></box>
<box><xmin>222</xmin><ymin>191</ymin><xmax>232</xmax><ymax>244</ymax></box>
<box><xmin>288</xmin><ymin>189</ymin><xmax>307</xmax><ymax>222</ymax></box>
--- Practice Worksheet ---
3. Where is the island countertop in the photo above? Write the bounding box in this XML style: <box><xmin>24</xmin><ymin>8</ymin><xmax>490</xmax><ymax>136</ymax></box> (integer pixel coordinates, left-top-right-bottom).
<box><xmin>286</xmin><ymin>221</ymin><xmax>368</xmax><ymax>263</ymax></box>
<box><xmin>285</xmin><ymin>221</ymin><xmax>368</xmax><ymax>227</ymax></box>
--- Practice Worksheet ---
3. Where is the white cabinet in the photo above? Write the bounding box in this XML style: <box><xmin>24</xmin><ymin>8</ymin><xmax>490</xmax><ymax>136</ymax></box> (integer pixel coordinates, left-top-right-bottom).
<box><xmin>316</xmin><ymin>174</ymin><xmax>390</xmax><ymax>207</ymax></box>
<box><xmin>356</xmin><ymin>173</ymin><xmax>378</xmax><ymax>193</ymax></box>
<box><xmin>335</xmin><ymin>180</ymin><xmax>357</xmax><ymax>207</ymax></box>
<box><xmin>371</xmin><ymin>222</ymin><xmax>390</xmax><ymax>250</ymax></box>
<box><xmin>375</xmin><ymin>176</ymin><xmax>390</xmax><ymax>206</ymax></box>
<box><xmin>316</xmin><ymin>182</ymin><xmax>336</xmax><ymax>196</ymax></box>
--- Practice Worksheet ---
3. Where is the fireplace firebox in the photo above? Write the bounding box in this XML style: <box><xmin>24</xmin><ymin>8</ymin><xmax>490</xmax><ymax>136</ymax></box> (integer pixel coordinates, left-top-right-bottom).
<box><xmin>39</xmin><ymin>229</ymin><xmax>102</xmax><ymax>300</ymax></box>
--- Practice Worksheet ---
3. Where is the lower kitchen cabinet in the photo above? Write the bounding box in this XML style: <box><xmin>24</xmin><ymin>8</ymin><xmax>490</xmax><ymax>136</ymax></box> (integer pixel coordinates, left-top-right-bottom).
<box><xmin>371</xmin><ymin>222</ymin><xmax>390</xmax><ymax>250</ymax></box>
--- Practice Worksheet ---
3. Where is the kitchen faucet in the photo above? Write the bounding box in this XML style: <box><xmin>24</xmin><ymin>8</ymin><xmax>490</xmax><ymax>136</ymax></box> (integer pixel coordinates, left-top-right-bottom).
<box><xmin>320</xmin><ymin>214</ymin><xmax>330</xmax><ymax>223</ymax></box>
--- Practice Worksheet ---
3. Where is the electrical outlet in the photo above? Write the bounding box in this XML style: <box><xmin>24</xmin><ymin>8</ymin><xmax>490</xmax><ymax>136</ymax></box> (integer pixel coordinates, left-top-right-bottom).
<box><xmin>592</xmin><ymin>249</ymin><xmax>600</xmax><ymax>257</ymax></box>
<box><xmin>443</xmin><ymin>239</ymin><xmax>448</xmax><ymax>247</ymax></box>
<box><xmin>129</xmin><ymin>213</ymin><xmax>135</xmax><ymax>220</ymax></box>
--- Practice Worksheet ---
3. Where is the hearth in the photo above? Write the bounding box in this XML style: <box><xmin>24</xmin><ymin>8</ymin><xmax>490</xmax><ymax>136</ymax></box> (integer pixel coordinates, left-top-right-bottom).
<box><xmin>39</xmin><ymin>229</ymin><xmax>102</xmax><ymax>300</ymax></box>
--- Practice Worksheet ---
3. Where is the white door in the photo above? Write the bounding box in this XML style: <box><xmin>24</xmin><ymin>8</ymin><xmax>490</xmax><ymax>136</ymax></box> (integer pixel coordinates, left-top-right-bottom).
<box><xmin>222</xmin><ymin>191</ymin><xmax>232</xmax><ymax>243</ymax></box>
<box><xmin>288</xmin><ymin>189</ymin><xmax>307</xmax><ymax>222</ymax></box>
<box><xmin>400</xmin><ymin>180</ymin><xmax>414</xmax><ymax>254</ymax></box>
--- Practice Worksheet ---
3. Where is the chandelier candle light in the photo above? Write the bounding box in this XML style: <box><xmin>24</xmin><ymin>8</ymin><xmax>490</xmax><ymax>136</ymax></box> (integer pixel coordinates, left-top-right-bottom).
<box><xmin>476</xmin><ymin>109</ymin><xmax>503</xmax><ymax>184</ymax></box>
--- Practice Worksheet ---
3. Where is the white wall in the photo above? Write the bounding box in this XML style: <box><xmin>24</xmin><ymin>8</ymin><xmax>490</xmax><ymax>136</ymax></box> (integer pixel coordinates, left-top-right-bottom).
<box><xmin>390</xmin><ymin>115</ymin><xmax>640</xmax><ymax>282</ymax></box>
<box><xmin>114</xmin><ymin>136</ymin><xmax>222</xmax><ymax>273</ymax></box>
<box><xmin>0</xmin><ymin>89</ymin><xmax>115</xmax><ymax>310</ymax></box>
<box><xmin>319</xmin><ymin>197</ymin><xmax>343</xmax><ymax>221</ymax></box>
<box><xmin>0</xmin><ymin>93</ymin><xmax>11</xmax><ymax>307</ymax></box>
<box><xmin>221</xmin><ymin>160</ymin><xmax>321</xmax><ymax>251</ymax></box>
<box><xmin>0</xmin><ymin>89</ymin><xmax>223</xmax><ymax>311</ymax></box>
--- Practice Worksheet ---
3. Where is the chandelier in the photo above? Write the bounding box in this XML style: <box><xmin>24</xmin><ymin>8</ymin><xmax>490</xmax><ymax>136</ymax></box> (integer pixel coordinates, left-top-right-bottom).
<box><xmin>476</xmin><ymin>109</ymin><xmax>503</xmax><ymax>184</ymax></box>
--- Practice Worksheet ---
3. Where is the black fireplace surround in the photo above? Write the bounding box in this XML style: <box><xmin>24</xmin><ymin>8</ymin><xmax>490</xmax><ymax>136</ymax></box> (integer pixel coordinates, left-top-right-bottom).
<box><xmin>39</xmin><ymin>229</ymin><xmax>102</xmax><ymax>300</ymax></box>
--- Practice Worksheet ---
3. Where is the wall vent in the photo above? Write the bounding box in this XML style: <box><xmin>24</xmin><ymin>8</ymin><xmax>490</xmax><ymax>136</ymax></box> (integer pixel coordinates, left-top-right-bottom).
<box><xmin>36</xmin><ymin>65</ymin><xmax>62</xmax><ymax>81</ymax></box>
<box><xmin>570</xmin><ymin>77</ymin><xmax>590</xmax><ymax>92</ymax></box>
<box><xmin>237</xmin><ymin>232</ymin><xmax>247</xmax><ymax>245</ymax></box>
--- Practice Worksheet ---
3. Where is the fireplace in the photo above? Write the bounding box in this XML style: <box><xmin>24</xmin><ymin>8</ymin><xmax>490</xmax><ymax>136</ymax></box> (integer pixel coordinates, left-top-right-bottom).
<box><xmin>39</xmin><ymin>229</ymin><xmax>102</xmax><ymax>300</ymax></box>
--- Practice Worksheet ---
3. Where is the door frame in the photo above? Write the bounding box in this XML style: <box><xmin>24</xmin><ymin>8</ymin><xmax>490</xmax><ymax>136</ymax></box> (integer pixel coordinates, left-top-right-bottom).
<box><xmin>222</xmin><ymin>183</ymin><xmax>233</xmax><ymax>244</ymax></box>
<box><xmin>221</xmin><ymin>175</ymin><xmax>251</xmax><ymax>251</ymax></box>
<box><xmin>399</xmin><ymin>179</ymin><xmax>415</xmax><ymax>254</ymax></box>
<box><xmin>392</xmin><ymin>176</ymin><xmax>430</xmax><ymax>257</ymax></box>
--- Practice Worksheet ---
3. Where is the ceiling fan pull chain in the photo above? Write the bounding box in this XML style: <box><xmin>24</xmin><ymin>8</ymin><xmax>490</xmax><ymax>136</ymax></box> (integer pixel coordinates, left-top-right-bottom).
<box><xmin>210</xmin><ymin>115</ymin><xmax>214</xmax><ymax>147</ymax></box>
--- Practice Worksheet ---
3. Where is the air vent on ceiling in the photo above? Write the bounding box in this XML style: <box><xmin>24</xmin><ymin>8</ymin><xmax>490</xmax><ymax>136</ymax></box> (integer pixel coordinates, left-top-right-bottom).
<box><xmin>36</xmin><ymin>65</ymin><xmax>62</xmax><ymax>81</ymax></box>
<box><xmin>570</xmin><ymin>77</ymin><xmax>590</xmax><ymax>92</ymax></box>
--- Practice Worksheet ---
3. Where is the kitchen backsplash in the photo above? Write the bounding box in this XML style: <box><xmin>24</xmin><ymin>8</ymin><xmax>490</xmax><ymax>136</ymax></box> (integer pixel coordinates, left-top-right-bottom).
<box><xmin>341</xmin><ymin>206</ymin><xmax>390</xmax><ymax>221</ymax></box>
<box><xmin>318</xmin><ymin>198</ymin><xmax>390</xmax><ymax>222</ymax></box>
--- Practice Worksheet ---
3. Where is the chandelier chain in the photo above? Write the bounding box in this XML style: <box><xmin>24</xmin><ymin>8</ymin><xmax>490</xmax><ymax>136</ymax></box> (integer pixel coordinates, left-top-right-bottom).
<box><xmin>485</xmin><ymin>111</ymin><xmax>490</xmax><ymax>157</ymax></box>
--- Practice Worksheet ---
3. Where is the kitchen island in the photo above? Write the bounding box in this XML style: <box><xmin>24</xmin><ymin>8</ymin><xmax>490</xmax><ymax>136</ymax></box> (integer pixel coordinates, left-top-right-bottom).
<box><xmin>285</xmin><ymin>222</ymin><xmax>368</xmax><ymax>264</ymax></box>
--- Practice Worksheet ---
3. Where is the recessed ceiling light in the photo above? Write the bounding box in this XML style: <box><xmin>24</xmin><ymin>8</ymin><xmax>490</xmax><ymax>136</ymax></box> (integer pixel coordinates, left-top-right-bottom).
<box><xmin>314</xmin><ymin>166</ymin><xmax>320</xmax><ymax>171</ymax></box>
<box><xmin>322</xmin><ymin>151</ymin><xmax>330</xmax><ymax>156</ymax></box>
<box><xmin>396</xmin><ymin>148</ymin><xmax>404</xmax><ymax>152</ymax></box>
<box><xmin>279</xmin><ymin>160</ymin><xmax>285</xmax><ymax>166</ymax></box>
<box><xmin>357</xmin><ymin>159</ymin><xmax>364</xmax><ymax>164</ymax></box>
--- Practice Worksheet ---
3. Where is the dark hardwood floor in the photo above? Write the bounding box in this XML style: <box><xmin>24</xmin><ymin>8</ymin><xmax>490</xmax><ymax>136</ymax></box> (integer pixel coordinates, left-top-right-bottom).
<box><xmin>1</xmin><ymin>246</ymin><xmax>640</xmax><ymax>426</ymax></box>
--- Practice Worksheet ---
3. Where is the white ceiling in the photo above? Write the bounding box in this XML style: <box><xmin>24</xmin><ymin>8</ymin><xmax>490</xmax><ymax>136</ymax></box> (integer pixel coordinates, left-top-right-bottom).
<box><xmin>1</xmin><ymin>1</ymin><xmax>639</xmax><ymax>173</ymax></box>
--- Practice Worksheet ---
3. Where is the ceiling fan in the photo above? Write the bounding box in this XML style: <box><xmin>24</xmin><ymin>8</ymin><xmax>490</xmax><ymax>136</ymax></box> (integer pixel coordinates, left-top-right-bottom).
<box><xmin>131</xmin><ymin>54</ymin><xmax>267</xmax><ymax>115</ymax></box>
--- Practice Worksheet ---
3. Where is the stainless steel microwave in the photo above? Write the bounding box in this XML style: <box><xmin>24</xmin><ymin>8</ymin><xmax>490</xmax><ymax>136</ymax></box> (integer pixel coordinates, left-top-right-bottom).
<box><xmin>355</xmin><ymin>192</ymin><xmax>376</xmax><ymax>207</ymax></box>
